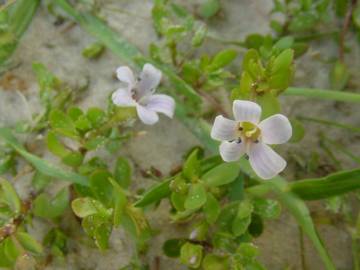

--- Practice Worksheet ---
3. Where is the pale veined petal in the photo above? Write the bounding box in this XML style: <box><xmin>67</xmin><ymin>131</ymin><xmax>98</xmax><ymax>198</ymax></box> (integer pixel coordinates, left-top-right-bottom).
<box><xmin>136</xmin><ymin>104</ymin><xmax>159</xmax><ymax>125</ymax></box>
<box><xmin>211</xmin><ymin>115</ymin><xmax>237</xmax><ymax>141</ymax></box>
<box><xmin>137</xmin><ymin>63</ymin><xmax>162</xmax><ymax>97</ymax></box>
<box><xmin>219</xmin><ymin>141</ymin><xmax>246</xmax><ymax>162</ymax></box>
<box><xmin>145</xmin><ymin>94</ymin><xmax>175</xmax><ymax>118</ymax></box>
<box><xmin>112</xmin><ymin>88</ymin><xmax>136</xmax><ymax>107</ymax></box>
<box><xmin>259</xmin><ymin>114</ymin><xmax>292</xmax><ymax>144</ymax></box>
<box><xmin>116</xmin><ymin>66</ymin><xmax>136</xmax><ymax>89</ymax></box>
<box><xmin>248</xmin><ymin>142</ymin><xmax>286</xmax><ymax>180</ymax></box>
<box><xmin>233</xmin><ymin>100</ymin><xmax>261</xmax><ymax>124</ymax></box>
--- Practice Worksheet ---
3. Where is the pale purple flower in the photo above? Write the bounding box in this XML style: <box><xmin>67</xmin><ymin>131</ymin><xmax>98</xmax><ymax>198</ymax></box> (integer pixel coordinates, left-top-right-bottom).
<box><xmin>211</xmin><ymin>100</ymin><xmax>292</xmax><ymax>179</ymax></box>
<box><xmin>112</xmin><ymin>64</ymin><xmax>175</xmax><ymax>125</ymax></box>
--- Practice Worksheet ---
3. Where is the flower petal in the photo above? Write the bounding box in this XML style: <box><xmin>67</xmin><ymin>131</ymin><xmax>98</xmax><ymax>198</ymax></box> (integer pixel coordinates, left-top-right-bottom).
<box><xmin>259</xmin><ymin>114</ymin><xmax>292</xmax><ymax>144</ymax></box>
<box><xmin>248</xmin><ymin>142</ymin><xmax>286</xmax><ymax>179</ymax></box>
<box><xmin>112</xmin><ymin>88</ymin><xmax>136</xmax><ymax>107</ymax></box>
<box><xmin>211</xmin><ymin>115</ymin><xmax>237</xmax><ymax>141</ymax></box>
<box><xmin>136</xmin><ymin>104</ymin><xmax>159</xmax><ymax>125</ymax></box>
<box><xmin>137</xmin><ymin>63</ymin><xmax>162</xmax><ymax>97</ymax></box>
<box><xmin>233</xmin><ymin>100</ymin><xmax>261</xmax><ymax>124</ymax></box>
<box><xmin>219</xmin><ymin>141</ymin><xmax>246</xmax><ymax>162</ymax></box>
<box><xmin>145</xmin><ymin>94</ymin><xmax>175</xmax><ymax>118</ymax></box>
<box><xmin>116</xmin><ymin>66</ymin><xmax>136</xmax><ymax>89</ymax></box>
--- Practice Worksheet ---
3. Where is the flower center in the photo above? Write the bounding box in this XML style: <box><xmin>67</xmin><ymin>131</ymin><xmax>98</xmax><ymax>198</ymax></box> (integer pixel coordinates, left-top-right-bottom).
<box><xmin>235</xmin><ymin>121</ymin><xmax>261</xmax><ymax>143</ymax></box>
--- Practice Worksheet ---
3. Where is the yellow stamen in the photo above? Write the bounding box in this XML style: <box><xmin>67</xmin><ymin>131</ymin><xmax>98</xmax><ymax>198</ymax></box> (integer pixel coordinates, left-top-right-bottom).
<box><xmin>236</xmin><ymin>121</ymin><xmax>261</xmax><ymax>142</ymax></box>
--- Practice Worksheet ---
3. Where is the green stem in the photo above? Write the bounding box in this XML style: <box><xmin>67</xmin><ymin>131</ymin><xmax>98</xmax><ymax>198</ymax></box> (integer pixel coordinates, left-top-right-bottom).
<box><xmin>294</xmin><ymin>30</ymin><xmax>339</xmax><ymax>42</ymax></box>
<box><xmin>298</xmin><ymin>115</ymin><xmax>360</xmax><ymax>133</ymax></box>
<box><xmin>284</xmin><ymin>87</ymin><xmax>360</xmax><ymax>103</ymax></box>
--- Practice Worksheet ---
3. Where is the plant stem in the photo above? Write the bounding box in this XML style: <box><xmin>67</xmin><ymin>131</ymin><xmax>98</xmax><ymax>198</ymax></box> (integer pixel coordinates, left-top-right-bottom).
<box><xmin>297</xmin><ymin>115</ymin><xmax>360</xmax><ymax>133</ymax></box>
<box><xmin>284</xmin><ymin>87</ymin><xmax>360</xmax><ymax>103</ymax></box>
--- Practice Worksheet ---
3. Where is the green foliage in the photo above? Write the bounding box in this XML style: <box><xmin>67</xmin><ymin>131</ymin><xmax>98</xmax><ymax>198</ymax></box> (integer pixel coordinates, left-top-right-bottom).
<box><xmin>180</xmin><ymin>242</ymin><xmax>203</xmax><ymax>268</ymax></box>
<box><xmin>82</xmin><ymin>42</ymin><xmax>105</xmax><ymax>59</ymax></box>
<box><xmin>114</xmin><ymin>157</ymin><xmax>132</xmax><ymax>188</ymax></box>
<box><xmin>0</xmin><ymin>0</ymin><xmax>39</xmax><ymax>65</ymax></box>
<box><xmin>330</xmin><ymin>61</ymin><xmax>350</xmax><ymax>90</ymax></box>
<box><xmin>184</xmin><ymin>183</ymin><xmax>207</xmax><ymax>210</ymax></box>
<box><xmin>290</xmin><ymin>168</ymin><xmax>360</xmax><ymax>200</ymax></box>
<box><xmin>33</xmin><ymin>188</ymin><xmax>70</xmax><ymax>218</ymax></box>
<box><xmin>0</xmin><ymin>179</ymin><xmax>21</xmax><ymax>226</ymax></box>
<box><xmin>163</xmin><ymin>239</ymin><xmax>184</xmax><ymax>258</ymax></box>
<box><xmin>231</xmin><ymin>48</ymin><xmax>294</xmax><ymax>114</ymax></box>
<box><xmin>202</xmin><ymin>162</ymin><xmax>240</xmax><ymax>187</ymax></box>
<box><xmin>198</xmin><ymin>0</ymin><xmax>221</xmax><ymax>19</ymax></box>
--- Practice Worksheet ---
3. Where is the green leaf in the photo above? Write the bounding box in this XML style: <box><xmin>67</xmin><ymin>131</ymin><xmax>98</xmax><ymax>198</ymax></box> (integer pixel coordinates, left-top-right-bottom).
<box><xmin>67</xmin><ymin>106</ymin><xmax>83</xmax><ymax>121</ymax></box>
<box><xmin>46</xmin><ymin>131</ymin><xmax>70</xmax><ymax>158</ymax></box>
<box><xmin>171</xmin><ymin>191</ymin><xmax>186</xmax><ymax>211</ymax></box>
<box><xmin>231</xmin><ymin>71</ymin><xmax>253</xmax><ymax>100</ymax></box>
<box><xmin>31</xmin><ymin>171</ymin><xmax>51</xmax><ymax>192</ymax></box>
<box><xmin>253</xmin><ymin>198</ymin><xmax>281</xmax><ymax>219</ymax></box>
<box><xmin>0</xmin><ymin>178</ymin><xmax>21</xmax><ymax>213</ymax></box>
<box><xmin>288</xmin><ymin>12</ymin><xmax>317</xmax><ymax>32</ymax></box>
<box><xmin>108</xmin><ymin>177</ymin><xmax>127</xmax><ymax>227</ymax></box>
<box><xmin>86</xmin><ymin>107</ymin><xmax>105</xmax><ymax>127</ymax></box>
<box><xmin>237</xmin><ymin>242</ymin><xmax>259</xmax><ymax>260</ymax></box>
<box><xmin>71</xmin><ymin>197</ymin><xmax>110</xmax><ymax>218</ymax></box>
<box><xmin>208</xmin><ymin>49</ymin><xmax>237</xmax><ymax>71</ymax></box>
<box><xmin>244</xmin><ymin>34</ymin><xmax>264</xmax><ymax>50</ymax></box>
<box><xmin>231</xmin><ymin>201</ymin><xmax>253</xmax><ymax>236</ymax></box>
<box><xmin>90</xmin><ymin>170</ymin><xmax>113</xmax><ymax>206</ymax></box>
<box><xmin>114</xmin><ymin>157</ymin><xmax>132</xmax><ymax>188</ymax></box>
<box><xmin>49</xmin><ymin>110</ymin><xmax>79</xmax><ymax>139</ymax></box>
<box><xmin>62</xmin><ymin>151</ymin><xmax>84</xmax><ymax>167</ymax></box>
<box><xmin>272</xmin><ymin>48</ymin><xmax>294</xmax><ymax>74</ymax></box>
<box><xmin>33</xmin><ymin>188</ymin><xmax>69</xmax><ymax>218</ymax></box>
<box><xmin>82</xmin><ymin>42</ymin><xmax>105</xmax><ymax>59</ymax></box>
<box><xmin>163</xmin><ymin>239</ymin><xmax>184</xmax><ymax>258</ymax></box>
<box><xmin>274</xmin><ymin>36</ymin><xmax>294</xmax><ymax>50</ymax></box>
<box><xmin>289</xmin><ymin>118</ymin><xmax>305</xmax><ymax>143</ymax></box>
<box><xmin>242</xmin><ymin>49</ymin><xmax>262</xmax><ymax>78</ymax></box>
<box><xmin>335</xmin><ymin>0</ymin><xmax>348</xmax><ymax>17</ymax></box>
<box><xmin>202</xmin><ymin>254</ymin><xmax>229</xmax><ymax>270</ymax></box>
<box><xmin>202</xmin><ymin>162</ymin><xmax>240</xmax><ymax>187</ymax></box>
<box><xmin>330</xmin><ymin>61</ymin><xmax>349</xmax><ymax>90</ymax></box>
<box><xmin>203</xmin><ymin>193</ymin><xmax>220</xmax><ymax>223</ymax></box>
<box><xmin>256</xmin><ymin>92</ymin><xmax>281</xmax><ymax>119</ymax></box>
<box><xmin>184</xmin><ymin>183</ymin><xmax>207</xmax><ymax>210</ymax></box>
<box><xmin>199</xmin><ymin>0</ymin><xmax>220</xmax><ymax>19</ymax></box>
<box><xmin>74</xmin><ymin>115</ymin><xmax>92</xmax><ymax>131</ymax></box>
<box><xmin>192</xmin><ymin>24</ymin><xmax>207</xmax><ymax>47</ymax></box>
<box><xmin>16</xmin><ymin>232</ymin><xmax>43</xmax><ymax>255</ymax></box>
<box><xmin>290</xmin><ymin>168</ymin><xmax>360</xmax><ymax>200</ymax></box>
<box><xmin>248</xmin><ymin>214</ymin><xmax>263</xmax><ymax>237</ymax></box>
<box><xmin>183</xmin><ymin>149</ymin><xmax>201</xmax><ymax>181</ymax></box>
<box><xmin>81</xmin><ymin>214</ymin><xmax>112</xmax><ymax>250</ymax></box>
<box><xmin>0</xmin><ymin>0</ymin><xmax>40</xmax><ymax>65</ymax></box>
<box><xmin>4</xmin><ymin>237</ymin><xmax>20</xmax><ymax>261</ymax></box>
<box><xmin>353</xmin><ymin>3</ymin><xmax>360</xmax><ymax>27</ymax></box>
<box><xmin>134</xmin><ymin>178</ymin><xmax>172</xmax><ymax>207</ymax></box>
<box><xmin>32</xmin><ymin>62</ymin><xmax>60</xmax><ymax>94</ymax></box>
<box><xmin>0</xmin><ymin>128</ymin><xmax>89</xmax><ymax>186</ymax></box>
<box><xmin>180</xmin><ymin>242</ymin><xmax>203</xmax><ymax>268</ymax></box>
<box><xmin>0</xmin><ymin>240</ymin><xmax>14</xmax><ymax>269</ymax></box>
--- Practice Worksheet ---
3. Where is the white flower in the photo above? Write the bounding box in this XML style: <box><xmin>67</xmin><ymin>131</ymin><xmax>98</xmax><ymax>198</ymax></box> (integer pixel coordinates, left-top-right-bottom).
<box><xmin>112</xmin><ymin>63</ymin><xmax>175</xmax><ymax>125</ymax></box>
<box><xmin>210</xmin><ymin>100</ymin><xmax>292</xmax><ymax>179</ymax></box>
